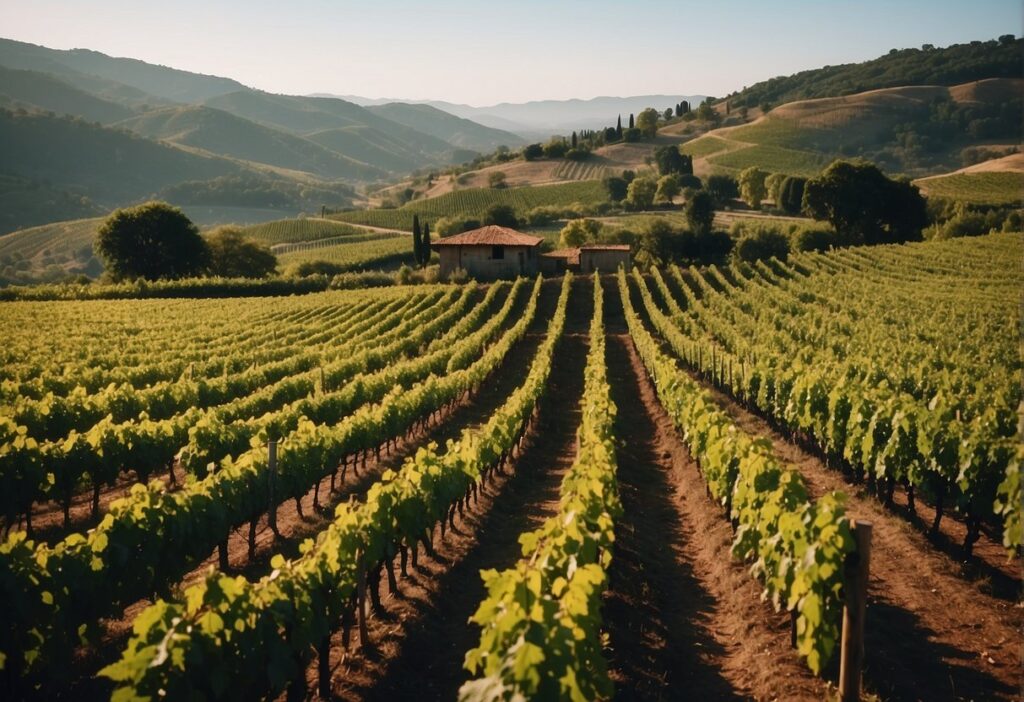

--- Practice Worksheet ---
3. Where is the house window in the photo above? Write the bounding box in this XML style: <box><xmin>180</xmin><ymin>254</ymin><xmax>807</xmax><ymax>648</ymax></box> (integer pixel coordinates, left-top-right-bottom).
<box><xmin>492</xmin><ymin>245</ymin><xmax>505</xmax><ymax>260</ymax></box>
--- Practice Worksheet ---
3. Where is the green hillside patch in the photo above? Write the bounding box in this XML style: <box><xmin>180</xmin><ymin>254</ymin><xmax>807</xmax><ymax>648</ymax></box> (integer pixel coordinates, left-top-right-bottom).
<box><xmin>680</xmin><ymin>135</ymin><xmax>733</xmax><ymax>158</ymax></box>
<box><xmin>332</xmin><ymin>180</ymin><xmax>609</xmax><ymax>231</ymax></box>
<box><xmin>277</xmin><ymin>233</ymin><xmax>413</xmax><ymax>272</ymax></box>
<box><xmin>707</xmin><ymin>143</ymin><xmax>827</xmax><ymax>177</ymax></box>
<box><xmin>240</xmin><ymin>218</ymin><xmax>391</xmax><ymax>245</ymax></box>
<box><xmin>916</xmin><ymin>171</ymin><xmax>1024</xmax><ymax>205</ymax></box>
<box><xmin>0</xmin><ymin>217</ymin><xmax>104</xmax><ymax>284</ymax></box>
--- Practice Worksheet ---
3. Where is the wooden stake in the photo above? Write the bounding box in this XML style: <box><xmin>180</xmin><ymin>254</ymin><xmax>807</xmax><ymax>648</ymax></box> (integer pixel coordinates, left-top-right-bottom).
<box><xmin>267</xmin><ymin>440</ymin><xmax>279</xmax><ymax>536</ymax></box>
<box><xmin>840</xmin><ymin>520</ymin><xmax>872</xmax><ymax>702</ymax></box>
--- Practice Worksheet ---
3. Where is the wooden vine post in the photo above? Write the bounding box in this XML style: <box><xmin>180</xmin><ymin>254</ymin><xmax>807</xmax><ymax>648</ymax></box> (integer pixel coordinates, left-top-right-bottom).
<box><xmin>267</xmin><ymin>439</ymin><xmax>279</xmax><ymax>536</ymax></box>
<box><xmin>839</xmin><ymin>520</ymin><xmax>872</xmax><ymax>702</ymax></box>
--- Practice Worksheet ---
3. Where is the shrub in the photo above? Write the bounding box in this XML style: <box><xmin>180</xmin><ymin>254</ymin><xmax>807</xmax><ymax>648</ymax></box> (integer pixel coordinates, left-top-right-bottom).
<box><xmin>733</xmin><ymin>228</ymin><xmax>791</xmax><ymax>262</ymax></box>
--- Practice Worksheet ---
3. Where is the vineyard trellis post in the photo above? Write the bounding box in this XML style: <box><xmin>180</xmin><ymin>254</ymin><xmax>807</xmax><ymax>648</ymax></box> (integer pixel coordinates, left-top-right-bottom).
<box><xmin>839</xmin><ymin>520</ymin><xmax>872</xmax><ymax>702</ymax></box>
<box><xmin>268</xmin><ymin>439</ymin><xmax>279</xmax><ymax>536</ymax></box>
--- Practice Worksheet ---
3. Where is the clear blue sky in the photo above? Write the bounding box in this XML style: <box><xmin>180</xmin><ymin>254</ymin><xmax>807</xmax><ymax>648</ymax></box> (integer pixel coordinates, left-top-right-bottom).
<box><xmin>0</xmin><ymin>0</ymin><xmax>1019</xmax><ymax>104</ymax></box>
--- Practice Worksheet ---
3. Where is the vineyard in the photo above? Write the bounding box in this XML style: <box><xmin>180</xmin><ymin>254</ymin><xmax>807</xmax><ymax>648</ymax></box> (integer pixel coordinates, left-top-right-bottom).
<box><xmin>240</xmin><ymin>219</ymin><xmax>391</xmax><ymax>246</ymax></box>
<box><xmin>0</xmin><ymin>233</ymin><xmax>1020</xmax><ymax>700</ymax></box>
<box><xmin>276</xmin><ymin>234</ymin><xmax>414</xmax><ymax>272</ymax></box>
<box><xmin>331</xmin><ymin>180</ymin><xmax>608</xmax><ymax>231</ymax></box>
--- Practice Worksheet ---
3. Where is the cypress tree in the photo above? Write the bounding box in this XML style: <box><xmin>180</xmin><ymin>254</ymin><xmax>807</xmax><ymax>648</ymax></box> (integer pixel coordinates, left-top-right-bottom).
<box><xmin>421</xmin><ymin>223</ymin><xmax>431</xmax><ymax>266</ymax></box>
<box><xmin>616</xmin><ymin>115</ymin><xmax>622</xmax><ymax>139</ymax></box>
<box><xmin>628</xmin><ymin>113</ymin><xmax>635</xmax><ymax>129</ymax></box>
<box><xmin>571</xmin><ymin>131</ymin><xmax>578</xmax><ymax>148</ymax></box>
<box><xmin>412</xmin><ymin>215</ymin><xmax>422</xmax><ymax>263</ymax></box>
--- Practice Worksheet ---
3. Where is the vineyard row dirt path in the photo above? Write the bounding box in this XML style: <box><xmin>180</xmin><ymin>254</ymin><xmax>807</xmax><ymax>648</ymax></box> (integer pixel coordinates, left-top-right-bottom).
<box><xmin>317</xmin><ymin>277</ymin><xmax>594</xmax><ymax>700</ymax></box>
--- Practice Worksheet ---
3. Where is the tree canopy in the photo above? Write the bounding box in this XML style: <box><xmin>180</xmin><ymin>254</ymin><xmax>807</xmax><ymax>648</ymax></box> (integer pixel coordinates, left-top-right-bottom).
<box><xmin>684</xmin><ymin>190</ymin><xmax>716</xmax><ymax>235</ymax></box>
<box><xmin>205</xmin><ymin>227</ymin><xmax>277</xmax><ymax>278</ymax></box>
<box><xmin>636</xmin><ymin>108</ymin><xmax>660</xmax><ymax>138</ymax></box>
<box><xmin>625</xmin><ymin>176</ymin><xmax>657</xmax><ymax>210</ymax></box>
<box><xmin>803</xmin><ymin>160</ymin><xmax>928</xmax><ymax>245</ymax></box>
<box><xmin>94</xmin><ymin>201</ymin><xmax>208</xmax><ymax>281</ymax></box>
<box><xmin>483</xmin><ymin>203</ymin><xmax>518</xmax><ymax>228</ymax></box>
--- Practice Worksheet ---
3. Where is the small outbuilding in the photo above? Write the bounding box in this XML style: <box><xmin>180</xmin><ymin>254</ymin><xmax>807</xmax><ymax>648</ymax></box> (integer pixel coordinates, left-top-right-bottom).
<box><xmin>540</xmin><ymin>244</ymin><xmax>631</xmax><ymax>274</ymax></box>
<box><xmin>431</xmin><ymin>225</ymin><xmax>543</xmax><ymax>279</ymax></box>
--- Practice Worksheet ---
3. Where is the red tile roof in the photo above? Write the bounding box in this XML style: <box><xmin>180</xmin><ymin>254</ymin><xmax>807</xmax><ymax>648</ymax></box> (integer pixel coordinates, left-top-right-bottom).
<box><xmin>431</xmin><ymin>225</ymin><xmax>543</xmax><ymax>248</ymax></box>
<box><xmin>542</xmin><ymin>248</ymin><xmax>581</xmax><ymax>264</ymax></box>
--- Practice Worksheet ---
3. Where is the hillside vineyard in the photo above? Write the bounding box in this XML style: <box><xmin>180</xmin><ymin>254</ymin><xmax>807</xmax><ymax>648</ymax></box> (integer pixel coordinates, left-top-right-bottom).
<box><xmin>0</xmin><ymin>235</ymin><xmax>1020</xmax><ymax>700</ymax></box>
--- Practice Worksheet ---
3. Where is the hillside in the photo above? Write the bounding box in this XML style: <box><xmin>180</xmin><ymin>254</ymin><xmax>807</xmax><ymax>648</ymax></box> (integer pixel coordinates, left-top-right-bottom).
<box><xmin>726</xmin><ymin>36</ymin><xmax>1022</xmax><ymax>110</ymax></box>
<box><xmin>681</xmin><ymin>79</ymin><xmax>1024</xmax><ymax>177</ymax></box>
<box><xmin>0</xmin><ymin>109</ymin><xmax>241</xmax><ymax>203</ymax></box>
<box><xmin>367</xmin><ymin>102</ymin><xmax>524</xmax><ymax>152</ymax></box>
<box><xmin>0</xmin><ymin>216</ymin><xmax>103</xmax><ymax>284</ymax></box>
<box><xmin>0</xmin><ymin>37</ymin><xmax>246</xmax><ymax>104</ymax></box>
<box><xmin>915</xmin><ymin>153</ymin><xmax>1024</xmax><ymax>205</ymax></box>
<box><xmin>116</xmin><ymin>106</ymin><xmax>386</xmax><ymax>181</ymax></box>
<box><xmin>0</xmin><ymin>65</ymin><xmax>133</xmax><ymax>123</ymax></box>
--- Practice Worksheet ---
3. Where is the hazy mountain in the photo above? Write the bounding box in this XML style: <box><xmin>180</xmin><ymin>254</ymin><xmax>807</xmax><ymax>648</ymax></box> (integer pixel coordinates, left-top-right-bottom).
<box><xmin>0</xmin><ymin>37</ymin><xmax>246</xmax><ymax>104</ymax></box>
<box><xmin>0</xmin><ymin>65</ymin><xmax>134</xmax><ymax>123</ymax></box>
<box><xmin>366</xmin><ymin>102</ymin><xmax>525</xmax><ymax>152</ymax></box>
<box><xmin>116</xmin><ymin>105</ymin><xmax>386</xmax><ymax>181</ymax></box>
<box><xmin>205</xmin><ymin>91</ymin><xmax>459</xmax><ymax>168</ymax></box>
<box><xmin>321</xmin><ymin>94</ymin><xmax>707</xmax><ymax>135</ymax></box>
<box><xmin>0</xmin><ymin>109</ymin><xmax>241</xmax><ymax>203</ymax></box>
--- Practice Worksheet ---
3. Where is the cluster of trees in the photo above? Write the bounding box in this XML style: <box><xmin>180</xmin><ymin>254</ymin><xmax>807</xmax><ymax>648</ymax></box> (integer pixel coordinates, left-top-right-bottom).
<box><xmin>94</xmin><ymin>202</ymin><xmax>278</xmax><ymax>281</ymax></box>
<box><xmin>161</xmin><ymin>174</ymin><xmax>355</xmax><ymax>211</ymax></box>
<box><xmin>411</xmin><ymin>215</ymin><xmax>432</xmax><ymax>267</ymax></box>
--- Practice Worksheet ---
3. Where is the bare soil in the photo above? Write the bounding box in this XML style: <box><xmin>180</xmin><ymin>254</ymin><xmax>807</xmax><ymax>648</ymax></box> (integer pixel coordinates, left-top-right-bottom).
<box><xmin>696</xmin><ymin>375</ymin><xmax>1023</xmax><ymax>702</ymax></box>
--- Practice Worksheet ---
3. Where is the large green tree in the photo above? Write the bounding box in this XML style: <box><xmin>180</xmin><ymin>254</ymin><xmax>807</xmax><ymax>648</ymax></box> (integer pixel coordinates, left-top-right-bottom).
<box><xmin>94</xmin><ymin>201</ymin><xmax>208</xmax><ymax>281</ymax></box>
<box><xmin>636</xmin><ymin>108</ymin><xmax>660</xmax><ymax>138</ymax></box>
<box><xmin>205</xmin><ymin>227</ymin><xmax>278</xmax><ymax>278</ymax></box>
<box><xmin>737</xmin><ymin>167</ymin><xmax>769</xmax><ymax>209</ymax></box>
<box><xmin>684</xmin><ymin>190</ymin><xmax>716</xmax><ymax>235</ymax></box>
<box><xmin>803</xmin><ymin>160</ymin><xmax>928</xmax><ymax>244</ymax></box>
<box><xmin>654</xmin><ymin>146</ymin><xmax>693</xmax><ymax>176</ymax></box>
<box><xmin>625</xmin><ymin>176</ymin><xmax>657</xmax><ymax>210</ymax></box>
<box><xmin>483</xmin><ymin>204</ymin><xmax>518</xmax><ymax>228</ymax></box>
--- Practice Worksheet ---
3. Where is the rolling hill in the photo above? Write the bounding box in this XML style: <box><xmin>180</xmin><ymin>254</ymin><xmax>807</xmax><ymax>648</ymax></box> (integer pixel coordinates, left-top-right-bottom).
<box><xmin>915</xmin><ymin>153</ymin><xmax>1024</xmax><ymax>205</ymax></box>
<box><xmin>0</xmin><ymin>37</ymin><xmax>245</xmax><ymax>104</ymax></box>
<box><xmin>115</xmin><ymin>105</ymin><xmax>386</xmax><ymax>181</ymax></box>
<box><xmin>725</xmin><ymin>36</ymin><xmax>1023</xmax><ymax>110</ymax></box>
<box><xmin>0</xmin><ymin>65</ymin><xmax>133</xmax><ymax>123</ymax></box>
<box><xmin>366</xmin><ymin>102</ymin><xmax>524</xmax><ymax>152</ymax></box>
<box><xmin>681</xmin><ymin>78</ymin><xmax>1024</xmax><ymax>177</ymax></box>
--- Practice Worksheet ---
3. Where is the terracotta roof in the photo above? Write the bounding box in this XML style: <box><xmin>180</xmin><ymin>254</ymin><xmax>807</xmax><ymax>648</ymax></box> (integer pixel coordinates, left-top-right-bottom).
<box><xmin>430</xmin><ymin>225</ymin><xmax>543</xmax><ymax>248</ymax></box>
<box><xmin>581</xmin><ymin>244</ymin><xmax>631</xmax><ymax>251</ymax></box>
<box><xmin>542</xmin><ymin>248</ymin><xmax>581</xmax><ymax>265</ymax></box>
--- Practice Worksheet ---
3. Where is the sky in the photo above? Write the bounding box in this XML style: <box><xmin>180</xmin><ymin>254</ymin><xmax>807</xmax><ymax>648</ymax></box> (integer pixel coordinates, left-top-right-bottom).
<box><xmin>0</xmin><ymin>0</ymin><xmax>1019</xmax><ymax>105</ymax></box>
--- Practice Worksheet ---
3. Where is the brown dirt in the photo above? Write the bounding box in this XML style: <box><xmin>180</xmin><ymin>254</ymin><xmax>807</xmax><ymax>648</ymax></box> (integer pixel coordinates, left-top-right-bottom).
<box><xmin>695</xmin><ymin>377</ymin><xmax>1023</xmax><ymax>702</ymax></box>
<box><xmin>602</xmin><ymin>278</ymin><xmax>826</xmax><ymax>702</ymax></box>
<box><xmin>312</xmin><ymin>278</ymin><xmax>593</xmax><ymax>700</ymax></box>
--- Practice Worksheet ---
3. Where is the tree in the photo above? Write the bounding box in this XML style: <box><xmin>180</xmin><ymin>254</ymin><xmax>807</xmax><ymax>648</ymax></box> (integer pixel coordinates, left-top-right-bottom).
<box><xmin>705</xmin><ymin>175</ymin><xmax>739</xmax><ymax>206</ymax></box>
<box><xmin>205</xmin><ymin>227</ymin><xmax>278</xmax><ymax>278</ymax></box>
<box><xmin>696</xmin><ymin>101</ymin><xmax>718</xmax><ymax>123</ymax></box>
<box><xmin>664</xmin><ymin>107</ymin><xmax>673</xmax><ymax>120</ymax></box>
<box><xmin>802</xmin><ymin>160</ymin><xmax>928</xmax><ymax>245</ymax></box>
<box><xmin>603</xmin><ymin>175</ymin><xmax>629</xmax><ymax>202</ymax></box>
<box><xmin>733</xmin><ymin>227</ymin><xmax>791</xmax><ymax>263</ymax></box>
<box><xmin>639</xmin><ymin>218</ymin><xmax>677</xmax><ymax>263</ymax></box>
<box><xmin>94</xmin><ymin>201</ymin><xmax>207</xmax><ymax>281</ymax></box>
<box><xmin>616</xmin><ymin>115</ymin><xmax>622</xmax><ymax>139</ymax></box>
<box><xmin>684</xmin><ymin>190</ymin><xmax>715</xmax><ymax>235</ymax></box>
<box><xmin>779</xmin><ymin>176</ymin><xmax>807</xmax><ymax>215</ymax></box>
<box><xmin>412</xmin><ymin>214</ymin><xmax>423</xmax><ymax>263</ymax></box>
<box><xmin>737</xmin><ymin>167</ymin><xmax>768</xmax><ymax>208</ymax></box>
<box><xmin>483</xmin><ymin>204</ymin><xmax>518</xmax><ymax>228</ymax></box>
<box><xmin>421</xmin><ymin>223</ymin><xmax>431</xmax><ymax>265</ymax></box>
<box><xmin>655</xmin><ymin>174</ymin><xmax>681</xmax><ymax>205</ymax></box>
<box><xmin>636</xmin><ymin>108</ymin><xmax>660</xmax><ymax>138</ymax></box>
<box><xmin>654</xmin><ymin>146</ymin><xmax>693</xmax><ymax>176</ymax></box>
<box><xmin>765</xmin><ymin>172</ymin><xmax>787</xmax><ymax>204</ymax></box>
<box><xmin>621</xmin><ymin>127</ymin><xmax>642</xmax><ymax>143</ymax></box>
<box><xmin>559</xmin><ymin>218</ymin><xmax>601</xmax><ymax>247</ymax></box>
<box><xmin>488</xmin><ymin>171</ymin><xmax>507</xmax><ymax>188</ymax></box>
<box><xmin>625</xmin><ymin>176</ymin><xmax>657</xmax><ymax>210</ymax></box>
<box><xmin>542</xmin><ymin>139</ymin><xmax>569</xmax><ymax>158</ymax></box>
<box><xmin>571</xmin><ymin>131</ymin><xmax>578</xmax><ymax>148</ymax></box>
<box><xmin>522</xmin><ymin>143</ymin><xmax>544</xmax><ymax>161</ymax></box>
<box><xmin>628</xmin><ymin>113</ymin><xmax>635</xmax><ymax>129</ymax></box>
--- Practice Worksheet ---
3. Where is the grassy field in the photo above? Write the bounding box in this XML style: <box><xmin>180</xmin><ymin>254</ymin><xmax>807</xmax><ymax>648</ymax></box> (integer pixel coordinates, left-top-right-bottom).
<box><xmin>706</xmin><ymin>143</ymin><xmax>828</xmax><ymax>176</ymax></box>
<box><xmin>240</xmin><ymin>218</ymin><xmax>394</xmax><ymax>245</ymax></box>
<box><xmin>332</xmin><ymin>180</ymin><xmax>609</xmax><ymax>231</ymax></box>
<box><xmin>915</xmin><ymin>171</ymin><xmax>1024</xmax><ymax>205</ymax></box>
<box><xmin>276</xmin><ymin>233</ymin><xmax>413</xmax><ymax>271</ymax></box>
<box><xmin>679</xmin><ymin>135</ymin><xmax>733</xmax><ymax>158</ymax></box>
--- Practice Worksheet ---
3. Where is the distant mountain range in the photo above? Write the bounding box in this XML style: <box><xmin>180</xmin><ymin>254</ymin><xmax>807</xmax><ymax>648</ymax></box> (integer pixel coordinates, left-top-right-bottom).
<box><xmin>0</xmin><ymin>37</ymin><xmax>536</xmax><ymax>233</ymax></box>
<box><xmin>315</xmin><ymin>94</ymin><xmax>708</xmax><ymax>136</ymax></box>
